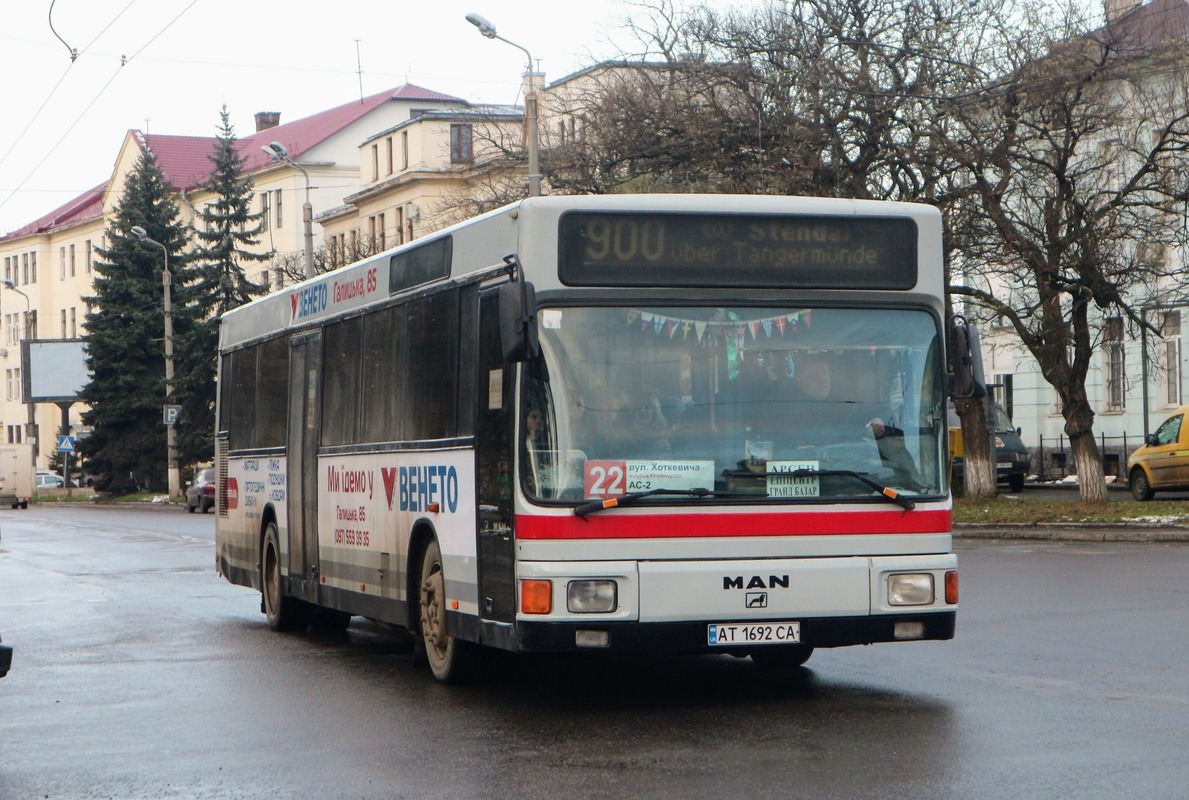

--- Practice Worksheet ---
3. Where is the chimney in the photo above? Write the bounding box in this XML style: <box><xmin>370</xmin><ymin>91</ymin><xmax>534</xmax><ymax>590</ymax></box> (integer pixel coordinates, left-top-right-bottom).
<box><xmin>1105</xmin><ymin>0</ymin><xmax>1142</xmax><ymax>22</ymax></box>
<box><xmin>254</xmin><ymin>111</ymin><xmax>281</xmax><ymax>132</ymax></box>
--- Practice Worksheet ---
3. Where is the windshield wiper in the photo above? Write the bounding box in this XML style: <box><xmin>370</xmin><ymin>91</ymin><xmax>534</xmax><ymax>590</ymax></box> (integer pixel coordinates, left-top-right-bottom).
<box><xmin>573</xmin><ymin>488</ymin><xmax>747</xmax><ymax>517</ymax></box>
<box><xmin>789</xmin><ymin>469</ymin><xmax>916</xmax><ymax>510</ymax></box>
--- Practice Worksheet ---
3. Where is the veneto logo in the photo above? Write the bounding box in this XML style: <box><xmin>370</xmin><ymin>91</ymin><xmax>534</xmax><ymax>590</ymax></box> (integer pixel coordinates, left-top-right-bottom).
<box><xmin>225</xmin><ymin>477</ymin><xmax>239</xmax><ymax>510</ymax></box>
<box><xmin>289</xmin><ymin>283</ymin><xmax>328</xmax><ymax>322</ymax></box>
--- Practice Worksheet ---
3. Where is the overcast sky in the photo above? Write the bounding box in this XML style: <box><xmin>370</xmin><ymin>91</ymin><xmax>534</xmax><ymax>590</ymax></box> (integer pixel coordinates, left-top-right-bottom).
<box><xmin>0</xmin><ymin>0</ymin><xmax>656</xmax><ymax>234</ymax></box>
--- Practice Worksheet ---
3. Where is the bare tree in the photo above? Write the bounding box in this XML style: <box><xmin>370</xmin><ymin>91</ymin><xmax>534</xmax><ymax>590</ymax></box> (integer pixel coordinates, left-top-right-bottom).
<box><xmin>947</xmin><ymin>1</ymin><xmax>1189</xmax><ymax>502</ymax></box>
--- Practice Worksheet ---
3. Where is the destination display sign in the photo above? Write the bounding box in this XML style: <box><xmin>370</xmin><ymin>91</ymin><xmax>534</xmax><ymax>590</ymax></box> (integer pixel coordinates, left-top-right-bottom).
<box><xmin>558</xmin><ymin>212</ymin><xmax>918</xmax><ymax>289</ymax></box>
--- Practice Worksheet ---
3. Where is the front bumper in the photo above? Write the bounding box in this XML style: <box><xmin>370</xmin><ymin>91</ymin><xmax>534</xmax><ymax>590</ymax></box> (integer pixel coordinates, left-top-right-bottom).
<box><xmin>512</xmin><ymin>611</ymin><xmax>956</xmax><ymax>653</ymax></box>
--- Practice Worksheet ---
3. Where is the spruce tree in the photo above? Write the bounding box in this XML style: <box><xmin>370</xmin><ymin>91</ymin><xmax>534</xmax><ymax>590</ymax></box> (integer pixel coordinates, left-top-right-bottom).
<box><xmin>175</xmin><ymin>106</ymin><xmax>271</xmax><ymax>463</ymax></box>
<box><xmin>79</xmin><ymin>147</ymin><xmax>191</xmax><ymax>493</ymax></box>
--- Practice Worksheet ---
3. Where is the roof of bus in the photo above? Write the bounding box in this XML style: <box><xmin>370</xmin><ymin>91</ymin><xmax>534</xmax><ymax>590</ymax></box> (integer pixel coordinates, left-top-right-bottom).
<box><xmin>219</xmin><ymin>194</ymin><xmax>943</xmax><ymax>351</ymax></box>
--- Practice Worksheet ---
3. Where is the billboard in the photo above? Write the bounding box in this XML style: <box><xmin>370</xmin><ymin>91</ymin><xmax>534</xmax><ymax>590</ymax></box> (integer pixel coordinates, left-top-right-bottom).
<box><xmin>21</xmin><ymin>339</ymin><xmax>89</xmax><ymax>403</ymax></box>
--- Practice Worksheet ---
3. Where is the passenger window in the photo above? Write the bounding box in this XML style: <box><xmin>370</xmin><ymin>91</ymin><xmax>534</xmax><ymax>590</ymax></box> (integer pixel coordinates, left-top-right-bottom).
<box><xmin>1155</xmin><ymin>415</ymin><xmax>1182</xmax><ymax>446</ymax></box>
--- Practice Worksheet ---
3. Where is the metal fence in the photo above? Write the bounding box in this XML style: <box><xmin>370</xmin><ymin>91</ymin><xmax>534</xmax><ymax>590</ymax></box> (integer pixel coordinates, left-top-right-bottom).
<box><xmin>1033</xmin><ymin>433</ymin><xmax>1137</xmax><ymax>481</ymax></box>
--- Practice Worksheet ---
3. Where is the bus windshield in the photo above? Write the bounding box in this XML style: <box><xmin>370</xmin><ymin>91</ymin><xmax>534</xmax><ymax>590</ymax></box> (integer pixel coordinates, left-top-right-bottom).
<box><xmin>521</xmin><ymin>305</ymin><xmax>945</xmax><ymax>504</ymax></box>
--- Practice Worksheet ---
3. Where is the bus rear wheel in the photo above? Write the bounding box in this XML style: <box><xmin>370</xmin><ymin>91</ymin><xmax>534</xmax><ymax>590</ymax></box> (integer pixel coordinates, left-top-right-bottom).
<box><xmin>750</xmin><ymin>645</ymin><xmax>814</xmax><ymax>668</ymax></box>
<box><xmin>262</xmin><ymin>522</ymin><xmax>311</xmax><ymax>632</ymax></box>
<box><xmin>417</xmin><ymin>538</ymin><xmax>474</xmax><ymax>683</ymax></box>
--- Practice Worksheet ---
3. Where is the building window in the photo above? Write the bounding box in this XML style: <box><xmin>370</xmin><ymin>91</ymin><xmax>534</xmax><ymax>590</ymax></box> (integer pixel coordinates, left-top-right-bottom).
<box><xmin>1164</xmin><ymin>311</ymin><xmax>1182</xmax><ymax>406</ymax></box>
<box><xmin>85</xmin><ymin>240</ymin><xmax>92</xmax><ymax>273</ymax></box>
<box><xmin>30</xmin><ymin>251</ymin><xmax>36</xmax><ymax>283</ymax></box>
<box><xmin>378</xmin><ymin>212</ymin><xmax>386</xmax><ymax>250</ymax></box>
<box><xmin>60</xmin><ymin>309</ymin><xmax>67</xmax><ymax>338</ymax></box>
<box><xmin>401</xmin><ymin>131</ymin><xmax>409</xmax><ymax>170</ymax></box>
<box><xmin>274</xmin><ymin>189</ymin><xmax>283</xmax><ymax>228</ymax></box>
<box><xmin>3</xmin><ymin>256</ymin><xmax>8</xmax><ymax>283</ymax></box>
<box><xmin>1104</xmin><ymin>316</ymin><xmax>1125</xmax><ymax>412</ymax></box>
<box><xmin>371</xmin><ymin>143</ymin><xmax>379</xmax><ymax>181</ymax></box>
<box><xmin>69</xmin><ymin>307</ymin><xmax>77</xmax><ymax>338</ymax></box>
<box><xmin>450</xmin><ymin>124</ymin><xmax>473</xmax><ymax>163</ymax></box>
<box><xmin>69</xmin><ymin>243</ymin><xmax>76</xmax><ymax>277</ymax></box>
<box><xmin>60</xmin><ymin>246</ymin><xmax>66</xmax><ymax>280</ymax></box>
<box><xmin>395</xmin><ymin>207</ymin><xmax>405</xmax><ymax>246</ymax></box>
<box><xmin>22</xmin><ymin>253</ymin><xmax>29</xmax><ymax>284</ymax></box>
<box><xmin>386</xmin><ymin>137</ymin><xmax>394</xmax><ymax>175</ymax></box>
<box><xmin>260</xmin><ymin>193</ymin><xmax>271</xmax><ymax>231</ymax></box>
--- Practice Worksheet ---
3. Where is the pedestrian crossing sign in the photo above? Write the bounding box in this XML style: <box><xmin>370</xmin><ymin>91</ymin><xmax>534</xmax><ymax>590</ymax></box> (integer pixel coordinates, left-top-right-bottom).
<box><xmin>57</xmin><ymin>435</ymin><xmax>76</xmax><ymax>453</ymax></box>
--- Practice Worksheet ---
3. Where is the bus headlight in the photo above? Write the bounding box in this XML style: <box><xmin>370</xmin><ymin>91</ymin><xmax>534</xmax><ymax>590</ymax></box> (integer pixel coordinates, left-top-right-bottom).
<box><xmin>888</xmin><ymin>573</ymin><xmax>934</xmax><ymax>606</ymax></box>
<box><xmin>567</xmin><ymin>580</ymin><xmax>617</xmax><ymax>613</ymax></box>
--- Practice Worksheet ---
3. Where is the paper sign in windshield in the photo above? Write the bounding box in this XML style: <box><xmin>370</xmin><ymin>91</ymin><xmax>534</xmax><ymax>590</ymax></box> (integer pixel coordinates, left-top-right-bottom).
<box><xmin>766</xmin><ymin>460</ymin><xmax>821</xmax><ymax>498</ymax></box>
<box><xmin>584</xmin><ymin>460</ymin><xmax>715</xmax><ymax>497</ymax></box>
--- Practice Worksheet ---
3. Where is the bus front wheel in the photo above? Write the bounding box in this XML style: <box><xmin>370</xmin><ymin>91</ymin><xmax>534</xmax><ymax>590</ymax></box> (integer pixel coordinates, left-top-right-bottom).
<box><xmin>417</xmin><ymin>538</ymin><xmax>474</xmax><ymax>683</ymax></box>
<box><xmin>262</xmin><ymin>522</ymin><xmax>311</xmax><ymax>632</ymax></box>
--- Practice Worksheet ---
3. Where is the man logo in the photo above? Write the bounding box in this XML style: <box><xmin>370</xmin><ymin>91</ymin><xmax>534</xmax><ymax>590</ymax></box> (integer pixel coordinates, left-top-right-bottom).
<box><xmin>723</xmin><ymin>575</ymin><xmax>789</xmax><ymax>590</ymax></box>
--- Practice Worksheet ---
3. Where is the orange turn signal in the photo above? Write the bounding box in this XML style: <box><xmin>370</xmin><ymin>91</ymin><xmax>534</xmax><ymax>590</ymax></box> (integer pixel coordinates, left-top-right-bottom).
<box><xmin>945</xmin><ymin>571</ymin><xmax>959</xmax><ymax>605</ymax></box>
<box><xmin>521</xmin><ymin>579</ymin><xmax>553</xmax><ymax>615</ymax></box>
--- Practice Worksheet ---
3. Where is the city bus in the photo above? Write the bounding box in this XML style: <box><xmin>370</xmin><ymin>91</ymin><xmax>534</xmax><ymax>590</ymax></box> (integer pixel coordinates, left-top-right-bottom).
<box><xmin>214</xmin><ymin>194</ymin><xmax>966</xmax><ymax>682</ymax></box>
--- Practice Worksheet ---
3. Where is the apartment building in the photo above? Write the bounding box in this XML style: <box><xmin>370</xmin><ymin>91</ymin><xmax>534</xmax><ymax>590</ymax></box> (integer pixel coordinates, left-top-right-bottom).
<box><xmin>0</xmin><ymin>83</ymin><xmax>475</xmax><ymax>471</ymax></box>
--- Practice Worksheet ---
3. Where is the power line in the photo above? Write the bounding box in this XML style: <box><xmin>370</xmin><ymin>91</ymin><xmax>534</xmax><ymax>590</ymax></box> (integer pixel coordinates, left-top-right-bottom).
<box><xmin>0</xmin><ymin>0</ymin><xmax>200</xmax><ymax>218</ymax></box>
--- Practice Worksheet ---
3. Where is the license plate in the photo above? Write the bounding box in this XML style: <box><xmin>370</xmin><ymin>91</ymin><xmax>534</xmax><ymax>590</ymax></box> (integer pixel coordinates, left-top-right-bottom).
<box><xmin>707</xmin><ymin>621</ymin><xmax>801</xmax><ymax>646</ymax></box>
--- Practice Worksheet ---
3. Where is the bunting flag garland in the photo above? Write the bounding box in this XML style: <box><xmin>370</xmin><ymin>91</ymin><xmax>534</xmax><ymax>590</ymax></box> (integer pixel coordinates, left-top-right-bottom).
<box><xmin>624</xmin><ymin>308</ymin><xmax>811</xmax><ymax>344</ymax></box>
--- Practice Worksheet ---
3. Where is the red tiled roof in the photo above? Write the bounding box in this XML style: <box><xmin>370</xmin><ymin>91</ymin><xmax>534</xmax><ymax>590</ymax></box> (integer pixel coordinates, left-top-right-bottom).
<box><xmin>1097</xmin><ymin>0</ymin><xmax>1189</xmax><ymax>52</ymax></box>
<box><xmin>1</xmin><ymin>182</ymin><xmax>107</xmax><ymax>241</ymax></box>
<box><xmin>2</xmin><ymin>83</ymin><xmax>466</xmax><ymax>242</ymax></box>
<box><xmin>233</xmin><ymin>83</ymin><xmax>467</xmax><ymax>179</ymax></box>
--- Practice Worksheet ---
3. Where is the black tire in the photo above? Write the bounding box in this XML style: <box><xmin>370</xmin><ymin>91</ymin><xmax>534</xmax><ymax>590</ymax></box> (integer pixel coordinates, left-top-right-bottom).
<box><xmin>750</xmin><ymin>645</ymin><xmax>815</xmax><ymax>669</ymax></box>
<box><xmin>1130</xmin><ymin>468</ymin><xmax>1154</xmax><ymax>502</ymax></box>
<box><xmin>1007</xmin><ymin>473</ymin><xmax>1025</xmax><ymax>493</ymax></box>
<box><xmin>417</xmin><ymin>538</ymin><xmax>475</xmax><ymax>683</ymax></box>
<box><xmin>187</xmin><ymin>501</ymin><xmax>196</xmax><ymax>513</ymax></box>
<box><xmin>200</xmin><ymin>498</ymin><xmax>212</xmax><ymax>514</ymax></box>
<box><xmin>262</xmin><ymin>522</ymin><xmax>311</xmax><ymax>632</ymax></box>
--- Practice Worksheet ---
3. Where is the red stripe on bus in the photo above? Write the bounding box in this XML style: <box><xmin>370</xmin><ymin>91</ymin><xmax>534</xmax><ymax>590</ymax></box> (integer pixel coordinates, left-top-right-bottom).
<box><xmin>515</xmin><ymin>509</ymin><xmax>952</xmax><ymax>539</ymax></box>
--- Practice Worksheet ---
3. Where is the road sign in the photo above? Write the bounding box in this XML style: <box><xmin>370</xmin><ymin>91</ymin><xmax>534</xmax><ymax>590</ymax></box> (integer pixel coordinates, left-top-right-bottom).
<box><xmin>163</xmin><ymin>405</ymin><xmax>181</xmax><ymax>426</ymax></box>
<box><xmin>57</xmin><ymin>435</ymin><xmax>76</xmax><ymax>453</ymax></box>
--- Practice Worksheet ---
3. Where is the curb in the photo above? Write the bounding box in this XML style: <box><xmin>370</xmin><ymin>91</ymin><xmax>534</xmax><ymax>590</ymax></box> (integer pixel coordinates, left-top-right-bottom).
<box><xmin>954</xmin><ymin>524</ymin><xmax>1189</xmax><ymax>542</ymax></box>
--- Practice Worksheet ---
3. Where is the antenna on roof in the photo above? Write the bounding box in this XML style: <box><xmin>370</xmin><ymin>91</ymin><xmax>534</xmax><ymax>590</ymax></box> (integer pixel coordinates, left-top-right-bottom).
<box><xmin>355</xmin><ymin>39</ymin><xmax>364</xmax><ymax>104</ymax></box>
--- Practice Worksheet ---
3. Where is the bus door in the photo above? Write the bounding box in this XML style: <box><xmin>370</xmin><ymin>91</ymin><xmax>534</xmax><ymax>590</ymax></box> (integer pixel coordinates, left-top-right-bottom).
<box><xmin>476</xmin><ymin>291</ymin><xmax>516</xmax><ymax>633</ymax></box>
<box><xmin>286</xmin><ymin>331</ymin><xmax>322</xmax><ymax>602</ymax></box>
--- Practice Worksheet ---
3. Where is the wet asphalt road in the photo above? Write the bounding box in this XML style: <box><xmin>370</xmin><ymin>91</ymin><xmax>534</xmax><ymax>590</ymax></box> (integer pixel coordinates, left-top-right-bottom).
<box><xmin>0</xmin><ymin>507</ymin><xmax>1187</xmax><ymax>799</ymax></box>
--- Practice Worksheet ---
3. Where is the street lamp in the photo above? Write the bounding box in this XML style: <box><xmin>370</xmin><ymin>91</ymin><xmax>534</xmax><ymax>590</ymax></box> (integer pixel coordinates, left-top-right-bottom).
<box><xmin>465</xmin><ymin>12</ymin><xmax>542</xmax><ymax>197</ymax></box>
<box><xmin>130</xmin><ymin>226</ymin><xmax>180</xmax><ymax>499</ymax></box>
<box><xmin>261</xmin><ymin>141</ymin><xmax>315</xmax><ymax>280</ymax></box>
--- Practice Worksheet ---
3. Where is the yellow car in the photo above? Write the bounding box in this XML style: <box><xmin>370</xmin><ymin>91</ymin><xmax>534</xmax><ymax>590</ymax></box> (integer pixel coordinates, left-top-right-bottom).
<box><xmin>1127</xmin><ymin>404</ymin><xmax>1189</xmax><ymax>500</ymax></box>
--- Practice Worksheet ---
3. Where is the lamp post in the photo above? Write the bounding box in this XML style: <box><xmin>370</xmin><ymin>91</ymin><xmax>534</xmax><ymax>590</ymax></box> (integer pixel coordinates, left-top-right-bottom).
<box><xmin>130</xmin><ymin>226</ymin><xmax>180</xmax><ymax>499</ymax></box>
<box><xmin>262</xmin><ymin>141</ymin><xmax>315</xmax><ymax>280</ymax></box>
<box><xmin>465</xmin><ymin>12</ymin><xmax>542</xmax><ymax>196</ymax></box>
<box><xmin>0</xmin><ymin>279</ymin><xmax>37</xmax><ymax>489</ymax></box>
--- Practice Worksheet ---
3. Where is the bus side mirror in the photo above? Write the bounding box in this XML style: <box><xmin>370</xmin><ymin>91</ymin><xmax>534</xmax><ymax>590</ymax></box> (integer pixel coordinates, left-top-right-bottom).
<box><xmin>948</xmin><ymin>317</ymin><xmax>986</xmax><ymax>399</ymax></box>
<box><xmin>499</xmin><ymin>280</ymin><xmax>539</xmax><ymax>363</ymax></box>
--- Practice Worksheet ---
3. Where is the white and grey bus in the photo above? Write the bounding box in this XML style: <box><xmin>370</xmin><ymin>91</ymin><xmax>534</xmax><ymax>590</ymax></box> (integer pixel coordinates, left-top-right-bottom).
<box><xmin>214</xmin><ymin>194</ymin><xmax>966</xmax><ymax>682</ymax></box>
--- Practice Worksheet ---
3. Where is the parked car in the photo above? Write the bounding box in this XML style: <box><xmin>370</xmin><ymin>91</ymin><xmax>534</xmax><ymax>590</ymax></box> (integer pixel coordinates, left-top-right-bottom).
<box><xmin>1127</xmin><ymin>404</ymin><xmax>1189</xmax><ymax>500</ymax></box>
<box><xmin>186</xmin><ymin>468</ymin><xmax>216</xmax><ymax>513</ymax></box>
<box><xmin>34</xmin><ymin>471</ymin><xmax>66</xmax><ymax>490</ymax></box>
<box><xmin>0</xmin><ymin>633</ymin><xmax>11</xmax><ymax>678</ymax></box>
<box><xmin>949</xmin><ymin>402</ymin><xmax>1031</xmax><ymax>493</ymax></box>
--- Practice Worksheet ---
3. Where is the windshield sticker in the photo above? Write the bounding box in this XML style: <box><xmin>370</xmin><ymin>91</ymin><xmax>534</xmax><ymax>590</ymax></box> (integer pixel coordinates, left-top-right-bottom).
<box><xmin>766</xmin><ymin>460</ymin><xmax>821</xmax><ymax>498</ymax></box>
<box><xmin>584</xmin><ymin>460</ymin><xmax>715</xmax><ymax>498</ymax></box>
<box><xmin>540</xmin><ymin>309</ymin><xmax>563</xmax><ymax>329</ymax></box>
